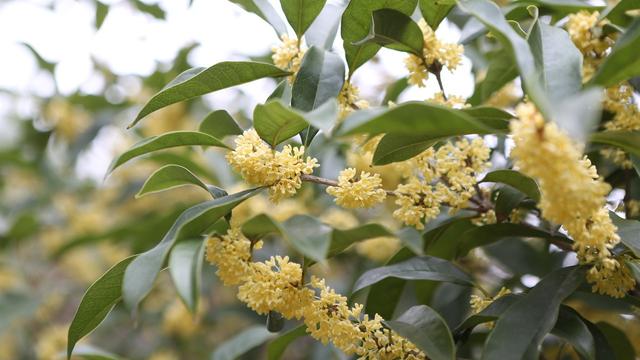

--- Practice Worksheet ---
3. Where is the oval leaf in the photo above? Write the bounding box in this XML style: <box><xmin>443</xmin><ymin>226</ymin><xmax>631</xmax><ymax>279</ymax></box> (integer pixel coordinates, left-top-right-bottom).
<box><xmin>168</xmin><ymin>239</ymin><xmax>205</xmax><ymax>313</ymax></box>
<box><xmin>480</xmin><ymin>169</ymin><xmax>540</xmax><ymax>202</ymax></box>
<box><xmin>254</xmin><ymin>101</ymin><xmax>310</xmax><ymax>146</ymax></box>
<box><xmin>67</xmin><ymin>256</ymin><xmax>136</xmax><ymax>359</ymax></box>
<box><xmin>355</xmin><ymin>9</ymin><xmax>424</xmax><ymax>55</ymax></box>
<box><xmin>384</xmin><ymin>305</ymin><xmax>455</xmax><ymax>360</ymax></box>
<box><xmin>590</xmin><ymin>131</ymin><xmax>640</xmax><ymax>158</ymax></box>
<box><xmin>122</xmin><ymin>188</ymin><xmax>262</xmax><ymax>311</ymax></box>
<box><xmin>212</xmin><ymin>326</ymin><xmax>275</xmax><ymax>360</ymax></box>
<box><xmin>199</xmin><ymin>110</ymin><xmax>243</xmax><ymax>139</ymax></box>
<box><xmin>280</xmin><ymin>215</ymin><xmax>332</xmax><ymax>263</ymax></box>
<box><xmin>107</xmin><ymin>131</ymin><xmax>228</xmax><ymax>174</ymax></box>
<box><xmin>267</xmin><ymin>325</ymin><xmax>307</xmax><ymax>360</ymax></box>
<box><xmin>353</xmin><ymin>256</ymin><xmax>475</xmax><ymax>293</ymax></box>
<box><xmin>280</xmin><ymin>0</ymin><xmax>327</xmax><ymax>37</ymax></box>
<box><xmin>136</xmin><ymin>164</ymin><xmax>224</xmax><ymax>198</ymax></box>
<box><xmin>419</xmin><ymin>0</ymin><xmax>455</xmax><ymax>30</ymax></box>
<box><xmin>590</xmin><ymin>18</ymin><xmax>640</xmax><ymax>87</ymax></box>
<box><xmin>130</xmin><ymin>62</ymin><xmax>290</xmax><ymax>127</ymax></box>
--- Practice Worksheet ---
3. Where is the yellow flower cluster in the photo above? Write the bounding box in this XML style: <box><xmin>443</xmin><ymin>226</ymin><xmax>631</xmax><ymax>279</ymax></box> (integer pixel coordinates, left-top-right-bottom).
<box><xmin>326</xmin><ymin>168</ymin><xmax>387</xmax><ymax>208</ymax></box>
<box><xmin>226</xmin><ymin>129</ymin><xmax>318</xmax><ymax>202</ymax></box>
<box><xmin>405</xmin><ymin>20</ymin><xmax>463</xmax><ymax>87</ymax></box>
<box><xmin>205</xmin><ymin>229</ymin><xmax>425</xmax><ymax>359</ymax></box>
<box><xmin>469</xmin><ymin>287</ymin><xmax>511</xmax><ymax>327</ymax></box>
<box><xmin>338</xmin><ymin>82</ymin><xmax>370</xmax><ymax>120</ymax></box>
<box><xmin>566</xmin><ymin>11</ymin><xmax>615</xmax><ymax>80</ymax></box>
<box><xmin>601</xmin><ymin>84</ymin><xmax>640</xmax><ymax>168</ymax></box>
<box><xmin>272</xmin><ymin>34</ymin><xmax>305</xmax><ymax>76</ymax></box>
<box><xmin>510</xmin><ymin>102</ymin><xmax>635</xmax><ymax>297</ymax></box>
<box><xmin>394</xmin><ymin>138</ymin><xmax>491</xmax><ymax>229</ymax></box>
<box><xmin>428</xmin><ymin>91</ymin><xmax>468</xmax><ymax>109</ymax></box>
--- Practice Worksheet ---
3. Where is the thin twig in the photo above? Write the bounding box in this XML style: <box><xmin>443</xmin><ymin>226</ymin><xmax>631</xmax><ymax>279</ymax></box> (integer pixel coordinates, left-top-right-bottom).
<box><xmin>301</xmin><ymin>174</ymin><xmax>396</xmax><ymax>196</ymax></box>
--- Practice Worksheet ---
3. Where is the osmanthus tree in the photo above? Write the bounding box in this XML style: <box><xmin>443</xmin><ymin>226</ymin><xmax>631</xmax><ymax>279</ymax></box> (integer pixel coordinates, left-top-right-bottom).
<box><xmin>67</xmin><ymin>0</ymin><xmax>640</xmax><ymax>359</ymax></box>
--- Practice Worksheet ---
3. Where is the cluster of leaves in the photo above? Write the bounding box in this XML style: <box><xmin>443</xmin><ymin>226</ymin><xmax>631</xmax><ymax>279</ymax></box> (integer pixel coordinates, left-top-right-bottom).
<box><xmin>2</xmin><ymin>0</ymin><xmax>640</xmax><ymax>359</ymax></box>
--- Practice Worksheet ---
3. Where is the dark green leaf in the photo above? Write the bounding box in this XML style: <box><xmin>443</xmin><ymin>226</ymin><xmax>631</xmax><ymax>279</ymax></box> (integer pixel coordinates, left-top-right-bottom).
<box><xmin>528</xmin><ymin>21</ymin><xmax>582</xmax><ymax>100</ymax></box>
<box><xmin>254</xmin><ymin>101</ymin><xmax>310</xmax><ymax>146</ymax></box>
<box><xmin>122</xmin><ymin>188</ymin><xmax>261</xmax><ymax>311</ymax></box>
<box><xmin>610</xmin><ymin>212</ymin><xmax>640</xmax><ymax>257</ymax></box>
<box><xmin>130</xmin><ymin>62</ymin><xmax>289</xmax><ymax>127</ymax></box>
<box><xmin>596</xmin><ymin>322</ymin><xmax>636</xmax><ymax>360</ymax></box>
<box><xmin>199</xmin><ymin>110</ymin><xmax>243</xmax><ymax>139</ymax></box>
<box><xmin>267</xmin><ymin>325</ymin><xmax>307</xmax><ymax>360</ymax></box>
<box><xmin>454</xmin><ymin>294</ymin><xmax>521</xmax><ymax>333</ymax></box>
<box><xmin>355</xmin><ymin>9</ymin><xmax>424</xmax><ymax>55</ymax></box>
<box><xmin>228</xmin><ymin>0</ymin><xmax>288</xmax><ymax>35</ymax></box>
<box><xmin>482</xmin><ymin>266</ymin><xmax>586</xmax><ymax>360</ymax></box>
<box><xmin>280</xmin><ymin>0</ymin><xmax>327</xmax><ymax>37</ymax></box>
<box><xmin>601</xmin><ymin>0</ymin><xmax>640</xmax><ymax>27</ymax></box>
<box><xmin>384</xmin><ymin>305</ymin><xmax>455</xmax><ymax>360</ymax></box>
<box><xmin>372</xmin><ymin>134</ymin><xmax>442</xmax><ymax>165</ymax></box>
<box><xmin>590</xmin><ymin>19</ymin><xmax>640</xmax><ymax>87</ymax></box>
<box><xmin>341</xmin><ymin>0</ymin><xmax>418</xmax><ymax>74</ymax></box>
<box><xmin>281</xmin><ymin>215</ymin><xmax>332</xmax><ymax>263</ymax></box>
<box><xmin>551</xmin><ymin>306</ymin><xmax>596</xmax><ymax>360</ymax></box>
<box><xmin>211</xmin><ymin>326</ymin><xmax>275</xmax><ymax>360</ymax></box>
<box><xmin>353</xmin><ymin>256</ymin><xmax>475</xmax><ymax>293</ymax></box>
<box><xmin>136</xmin><ymin>164</ymin><xmax>224</xmax><ymax>199</ymax></box>
<box><xmin>590</xmin><ymin>131</ymin><xmax>640</xmax><ymax>158</ymax></box>
<box><xmin>107</xmin><ymin>131</ymin><xmax>228</xmax><ymax>174</ymax></box>
<box><xmin>67</xmin><ymin>256</ymin><xmax>136</xmax><ymax>359</ymax></box>
<box><xmin>95</xmin><ymin>2</ymin><xmax>109</xmax><ymax>29</ymax></box>
<box><xmin>132</xmin><ymin>0</ymin><xmax>165</xmax><ymax>19</ymax></box>
<box><xmin>338</xmin><ymin>101</ymin><xmax>505</xmax><ymax>137</ymax></box>
<box><xmin>364</xmin><ymin>247</ymin><xmax>414</xmax><ymax>318</ymax></box>
<box><xmin>328</xmin><ymin>223</ymin><xmax>394</xmax><ymax>258</ymax></box>
<box><xmin>169</xmin><ymin>240</ymin><xmax>204</xmax><ymax>313</ymax></box>
<box><xmin>469</xmin><ymin>49</ymin><xmax>517</xmax><ymax>106</ymax></box>
<box><xmin>241</xmin><ymin>213</ymin><xmax>283</xmax><ymax>240</ymax></box>
<box><xmin>291</xmin><ymin>47</ymin><xmax>345</xmax><ymax>112</ymax></box>
<box><xmin>420</xmin><ymin>0</ymin><xmax>456</xmax><ymax>29</ymax></box>
<box><xmin>382</xmin><ymin>77</ymin><xmax>409</xmax><ymax>104</ymax></box>
<box><xmin>480</xmin><ymin>170</ymin><xmax>540</xmax><ymax>201</ymax></box>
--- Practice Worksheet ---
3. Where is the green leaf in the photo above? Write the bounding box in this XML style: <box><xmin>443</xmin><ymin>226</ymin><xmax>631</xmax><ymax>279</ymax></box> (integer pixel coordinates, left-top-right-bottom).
<box><xmin>254</xmin><ymin>101</ymin><xmax>310</xmax><ymax>146</ymax></box>
<box><xmin>130</xmin><ymin>62</ymin><xmax>290</xmax><ymax>127</ymax></box>
<box><xmin>382</xmin><ymin>77</ymin><xmax>409</xmax><ymax>104</ymax></box>
<box><xmin>610</xmin><ymin>212</ymin><xmax>640</xmax><ymax>257</ymax></box>
<box><xmin>306</xmin><ymin>2</ymin><xmax>344</xmax><ymax>49</ymax></box>
<box><xmin>280</xmin><ymin>215</ymin><xmax>332</xmax><ymax>263</ymax></box>
<box><xmin>168</xmin><ymin>240</ymin><xmax>204</xmax><ymax>313</ymax></box>
<box><xmin>355</xmin><ymin>9</ymin><xmax>424</xmax><ymax>55</ymax></box>
<box><xmin>280</xmin><ymin>0</ymin><xmax>327</xmax><ymax>37</ymax></box>
<box><xmin>267</xmin><ymin>325</ymin><xmax>307</xmax><ymax>360</ymax></box>
<box><xmin>241</xmin><ymin>213</ymin><xmax>283</xmax><ymax>240</ymax></box>
<box><xmin>132</xmin><ymin>0</ymin><xmax>165</xmax><ymax>19</ymax></box>
<box><xmin>590</xmin><ymin>131</ymin><xmax>640</xmax><ymax>158</ymax></box>
<box><xmin>454</xmin><ymin>294</ymin><xmax>521</xmax><ymax>333</ymax></box>
<box><xmin>460</xmin><ymin>106</ymin><xmax>514</xmax><ymax>125</ymax></box>
<box><xmin>292</xmin><ymin>47</ymin><xmax>344</xmax><ymax>112</ymax></box>
<box><xmin>551</xmin><ymin>306</ymin><xmax>596</xmax><ymax>360</ymax></box>
<box><xmin>419</xmin><ymin>0</ymin><xmax>456</xmax><ymax>29</ymax></box>
<box><xmin>122</xmin><ymin>188</ymin><xmax>261</xmax><ymax>311</ymax></box>
<box><xmin>590</xmin><ymin>18</ymin><xmax>640</xmax><ymax>87</ymax></box>
<box><xmin>353</xmin><ymin>256</ymin><xmax>475</xmax><ymax>293</ymax></box>
<box><xmin>364</xmin><ymin>247</ymin><xmax>414</xmax><ymax>318</ymax></box>
<box><xmin>469</xmin><ymin>49</ymin><xmax>518</xmax><ymax>106</ymax></box>
<box><xmin>95</xmin><ymin>2</ymin><xmax>109</xmax><ymax>29</ymax></box>
<box><xmin>136</xmin><ymin>164</ymin><xmax>225</xmax><ymax>199</ymax></box>
<box><xmin>632</xmin><ymin>155</ymin><xmax>640</xmax><ymax>177</ymax></box>
<box><xmin>372</xmin><ymin>134</ymin><xmax>442</xmax><ymax>165</ymax></box>
<box><xmin>199</xmin><ymin>110</ymin><xmax>243</xmax><ymax>139</ymax></box>
<box><xmin>341</xmin><ymin>0</ymin><xmax>418</xmax><ymax>75</ymax></box>
<box><xmin>228</xmin><ymin>0</ymin><xmax>288</xmax><ymax>36</ymax></box>
<box><xmin>107</xmin><ymin>131</ymin><xmax>228</xmax><ymax>174</ymax></box>
<box><xmin>458</xmin><ymin>223</ymin><xmax>571</xmax><ymax>256</ymax></box>
<box><xmin>480</xmin><ymin>170</ymin><xmax>540</xmax><ymax>202</ymax></box>
<box><xmin>338</xmin><ymin>102</ymin><xmax>505</xmax><ymax>137</ymax></box>
<box><xmin>601</xmin><ymin>0</ymin><xmax>640</xmax><ymax>27</ymax></box>
<box><xmin>327</xmin><ymin>223</ymin><xmax>394</xmax><ymax>258</ymax></box>
<box><xmin>549</xmin><ymin>87</ymin><xmax>603</xmax><ymax>145</ymax></box>
<box><xmin>384</xmin><ymin>305</ymin><xmax>455</xmax><ymax>360</ymax></box>
<box><xmin>596</xmin><ymin>322</ymin><xmax>637</xmax><ymax>360</ymax></box>
<box><xmin>458</xmin><ymin>0</ymin><xmax>550</xmax><ymax>117</ymax></box>
<box><xmin>528</xmin><ymin>21</ymin><xmax>582</xmax><ymax>100</ymax></box>
<box><xmin>482</xmin><ymin>266</ymin><xmax>586</xmax><ymax>360</ymax></box>
<box><xmin>211</xmin><ymin>326</ymin><xmax>275</xmax><ymax>360</ymax></box>
<box><xmin>67</xmin><ymin>256</ymin><xmax>136</xmax><ymax>359</ymax></box>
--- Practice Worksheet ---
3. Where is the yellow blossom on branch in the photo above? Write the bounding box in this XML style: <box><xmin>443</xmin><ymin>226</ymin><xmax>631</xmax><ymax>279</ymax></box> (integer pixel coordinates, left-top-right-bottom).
<box><xmin>326</xmin><ymin>168</ymin><xmax>386</xmax><ymax>208</ymax></box>
<box><xmin>405</xmin><ymin>20</ymin><xmax>463</xmax><ymax>87</ymax></box>
<box><xmin>226</xmin><ymin>129</ymin><xmax>318</xmax><ymax>202</ymax></box>
<box><xmin>206</xmin><ymin>228</ymin><xmax>426</xmax><ymax>359</ymax></box>
<box><xmin>338</xmin><ymin>82</ymin><xmax>370</xmax><ymax>120</ymax></box>
<box><xmin>509</xmin><ymin>102</ymin><xmax>635</xmax><ymax>297</ymax></box>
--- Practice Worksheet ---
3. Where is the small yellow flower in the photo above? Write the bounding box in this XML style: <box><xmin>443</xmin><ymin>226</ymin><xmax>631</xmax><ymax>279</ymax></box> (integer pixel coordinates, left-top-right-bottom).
<box><xmin>226</xmin><ymin>129</ymin><xmax>318</xmax><ymax>202</ymax></box>
<box><xmin>326</xmin><ymin>168</ymin><xmax>386</xmax><ymax>208</ymax></box>
<box><xmin>428</xmin><ymin>91</ymin><xmax>468</xmax><ymax>109</ymax></box>
<box><xmin>338</xmin><ymin>82</ymin><xmax>370</xmax><ymax>120</ymax></box>
<box><xmin>272</xmin><ymin>34</ymin><xmax>305</xmax><ymax>81</ymax></box>
<box><xmin>405</xmin><ymin>20</ymin><xmax>463</xmax><ymax>87</ymax></box>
